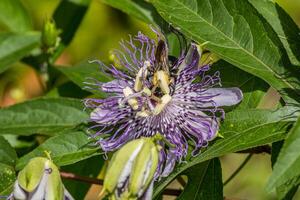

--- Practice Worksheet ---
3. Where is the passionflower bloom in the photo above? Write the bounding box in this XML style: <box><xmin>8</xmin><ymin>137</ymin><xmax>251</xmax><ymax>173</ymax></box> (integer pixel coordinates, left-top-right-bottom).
<box><xmin>85</xmin><ymin>30</ymin><xmax>243</xmax><ymax>176</ymax></box>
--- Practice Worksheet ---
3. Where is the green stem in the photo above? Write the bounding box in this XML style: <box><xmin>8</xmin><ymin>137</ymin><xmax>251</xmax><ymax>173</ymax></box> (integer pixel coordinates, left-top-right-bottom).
<box><xmin>223</xmin><ymin>154</ymin><xmax>253</xmax><ymax>186</ymax></box>
<box><xmin>60</xmin><ymin>171</ymin><xmax>182</xmax><ymax>196</ymax></box>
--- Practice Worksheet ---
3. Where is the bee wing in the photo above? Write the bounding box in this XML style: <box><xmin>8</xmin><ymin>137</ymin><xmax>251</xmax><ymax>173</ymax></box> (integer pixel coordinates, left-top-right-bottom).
<box><xmin>155</xmin><ymin>40</ymin><xmax>169</xmax><ymax>74</ymax></box>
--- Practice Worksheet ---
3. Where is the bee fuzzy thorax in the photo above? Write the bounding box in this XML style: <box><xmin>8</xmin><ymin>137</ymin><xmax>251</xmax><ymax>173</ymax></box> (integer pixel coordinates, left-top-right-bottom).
<box><xmin>153</xmin><ymin>70</ymin><xmax>170</xmax><ymax>95</ymax></box>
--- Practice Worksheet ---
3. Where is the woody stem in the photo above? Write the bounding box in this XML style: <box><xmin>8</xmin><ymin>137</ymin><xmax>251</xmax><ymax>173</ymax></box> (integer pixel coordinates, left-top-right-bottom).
<box><xmin>60</xmin><ymin>171</ymin><xmax>182</xmax><ymax>196</ymax></box>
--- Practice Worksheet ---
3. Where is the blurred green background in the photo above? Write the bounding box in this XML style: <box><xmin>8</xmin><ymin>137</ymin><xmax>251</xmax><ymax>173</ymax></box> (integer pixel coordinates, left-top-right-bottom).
<box><xmin>0</xmin><ymin>0</ymin><xmax>300</xmax><ymax>199</ymax></box>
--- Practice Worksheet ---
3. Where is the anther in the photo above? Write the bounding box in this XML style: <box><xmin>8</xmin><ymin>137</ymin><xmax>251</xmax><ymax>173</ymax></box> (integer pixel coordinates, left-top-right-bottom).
<box><xmin>123</xmin><ymin>87</ymin><xmax>139</xmax><ymax>110</ymax></box>
<box><xmin>152</xmin><ymin>94</ymin><xmax>172</xmax><ymax>115</ymax></box>
<box><xmin>134</xmin><ymin>61</ymin><xmax>150</xmax><ymax>92</ymax></box>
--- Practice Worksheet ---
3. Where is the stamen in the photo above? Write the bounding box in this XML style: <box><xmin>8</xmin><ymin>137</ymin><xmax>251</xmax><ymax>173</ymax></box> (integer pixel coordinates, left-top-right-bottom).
<box><xmin>150</xmin><ymin>95</ymin><xmax>162</xmax><ymax>103</ymax></box>
<box><xmin>142</xmin><ymin>87</ymin><xmax>151</xmax><ymax>96</ymax></box>
<box><xmin>134</xmin><ymin>61</ymin><xmax>150</xmax><ymax>92</ymax></box>
<box><xmin>122</xmin><ymin>87</ymin><xmax>139</xmax><ymax>110</ymax></box>
<box><xmin>136</xmin><ymin>110</ymin><xmax>151</xmax><ymax>117</ymax></box>
<box><xmin>153</xmin><ymin>94</ymin><xmax>172</xmax><ymax>115</ymax></box>
<box><xmin>134</xmin><ymin>68</ymin><xmax>144</xmax><ymax>92</ymax></box>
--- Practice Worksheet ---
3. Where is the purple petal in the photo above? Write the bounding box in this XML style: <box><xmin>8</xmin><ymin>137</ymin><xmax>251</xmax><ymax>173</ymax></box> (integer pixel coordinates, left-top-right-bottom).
<box><xmin>161</xmin><ymin>152</ymin><xmax>177</xmax><ymax>177</ymax></box>
<box><xmin>202</xmin><ymin>87</ymin><xmax>243</xmax><ymax>107</ymax></box>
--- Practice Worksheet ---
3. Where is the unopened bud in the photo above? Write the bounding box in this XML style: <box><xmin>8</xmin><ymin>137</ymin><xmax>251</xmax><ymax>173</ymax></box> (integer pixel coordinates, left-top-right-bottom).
<box><xmin>12</xmin><ymin>157</ymin><xmax>73</xmax><ymax>200</ymax></box>
<box><xmin>197</xmin><ymin>43</ymin><xmax>219</xmax><ymax>66</ymax></box>
<box><xmin>102</xmin><ymin>137</ymin><xmax>160</xmax><ymax>200</ymax></box>
<box><xmin>41</xmin><ymin>20</ymin><xmax>61</xmax><ymax>51</ymax></box>
<box><xmin>199</xmin><ymin>52</ymin><xmax>219</xmax><ymax>66</ymax></box>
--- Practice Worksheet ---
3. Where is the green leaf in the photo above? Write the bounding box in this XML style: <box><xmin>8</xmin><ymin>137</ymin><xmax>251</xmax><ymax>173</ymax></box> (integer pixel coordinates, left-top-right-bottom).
<box><xmin>167</xmin><ymin>33</ymin><xmax>181</xmax><ymax>57</ymax></box>
<box><xmin>151</xmin><ymin>0</ymin><xmax>300</xmax><ymax>102</ymax></box>
<box><xmin>0</xmin><ymin>136</ymin><xmax>17</xmax><ymax>166</ymax></box>
<box><xmin>67</xmin><ymin>0</ymin><xmax>90</xmax><ymax>5</ymax></box>
<box><xmin>248</xmin><ymin>0</ymin><xmax>300</xmax><ymax>67</ymax></box>
<box><xmin>62</xmin><ymin>155</ymin><xmax>104</xmax><ymax>199</ymax></box>
<box><xmin>0</xmin><ymin>98</ymin><xmax>88</xmax><ymax>136</ymax></box>
<box><xmin>0</xmin><ymin>163</ymin><xmax>16</xmax><ymax>196</ymax></box>
<box><xmin>51</xmin><ymin>0</ymin><xmax>90</xmax><ymax>62</ymax></box>
<box><xmin>2</xmin><ymin>135</ymin><xmax>35</xmax><ymax>149</ymax></box>
<box><xmin>0</xmin><ymin>32</ymin><xmax>40</xmax><ymax>74</ymax></box>
<box><xmin>53</xmin><ymin>0</ymin><xmax>90</xmax><ymax>45</ymax></box>
<box><xmin>101</xmin><ymin>0</ymin><xmax>154</xmax><ymax>23</ymax></box>
<box><xmin>16</xmin><ymin>131</ymin><xmax>101</xmax><ymax>170</ymax></box>
<box><xmin>154</xmin><ymin>106</ymin><xmax>298</xmax><ymax>197</ymax></box>
<box><xmin>101</xmin><ymin>0</ymin><xmax>169</xmax><ymax>32</ymax></box>
<box><xmin>271</xmin><ymin>141</ymin><xmax>284</xmax><ymax>167</ymax></box>
<box><xmin>212</xmin><ymin>60</ymin><xmax>268</xmax><ymax>109</ymax></box>
<box><xmin>0</xmin><ymin>0</ymin><xmax>32</xmax><ymax>32</ymax></box>
<box><xmin>46</xmin><ymin>81</ymin><xmax>90</xmax><ymax>98</ymax></box>
<box><xmin>56</xmin><ymin>62</ymin><xmax>112</xmax><ymax>96</ymax></box>
<box><xmin>178</xmin><ymin>158</ymin><xmax>223</xmax><ymax>200</ymax></box>
<box><xmin>266</xmin><ymin>116</ymin><xmax>300</xmax><ymax>198</ymax></box>
<box><xmin>271</xmin><ymin>141</ymin><xmax>299</xmax><ymax>199</ymax></box>
<box><xmin>0</xmin><ymin>136</ymin><xmax>17</xmax><ymax>195</ymax></box>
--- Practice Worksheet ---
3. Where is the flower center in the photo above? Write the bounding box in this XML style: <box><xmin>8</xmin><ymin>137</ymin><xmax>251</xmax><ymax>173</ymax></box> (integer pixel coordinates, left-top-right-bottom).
<box><xmin>121</xmin><ymin>61</ymin><xmax>172</xmax><ymax>117</ymax></box>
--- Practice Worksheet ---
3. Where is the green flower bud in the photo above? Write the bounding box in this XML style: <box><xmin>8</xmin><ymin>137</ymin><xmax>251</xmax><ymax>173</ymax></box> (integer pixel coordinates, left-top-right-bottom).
<box><xmin>41</xmin><ymin>20</ymin><xmax>61</xmax><ymax>51</ymax></box>
<box><xmin>12</xmin><ymin>157</ymin><xmax>73</xmax><ymax>200</ymax></box>
<box><xmin>199</xmin><ymin>52</ymin><xmax>219</xmax><ymax>66</ymax></box>
<box><xmin>102</xmin><ymin>138</ymin><xmax>160</xmax><ymax>200</ymax></box>
<box><xmin>197</xmin><ymin>42</ymin><xmax>219</xmax><ymax>66</ymax></box>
